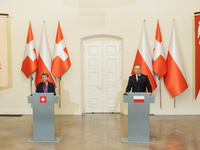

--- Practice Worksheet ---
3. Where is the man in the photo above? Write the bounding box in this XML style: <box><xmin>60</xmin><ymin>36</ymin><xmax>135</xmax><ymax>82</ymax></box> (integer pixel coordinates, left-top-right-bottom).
<box><xmin>124</xmin><ymin>64</ymin><xmax>153</xmax><ymax>96</ymax></box>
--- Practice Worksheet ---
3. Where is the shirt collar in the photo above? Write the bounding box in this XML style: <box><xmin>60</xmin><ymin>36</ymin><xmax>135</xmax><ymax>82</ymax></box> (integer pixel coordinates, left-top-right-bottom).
<box><xmin>136</xmin><ymin>74</ymin><xmax>141</xmax><ymax>77</ymax></box>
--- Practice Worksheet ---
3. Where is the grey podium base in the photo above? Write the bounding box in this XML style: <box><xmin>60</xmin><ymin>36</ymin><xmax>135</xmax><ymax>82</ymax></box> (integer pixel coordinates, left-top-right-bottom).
<box><xmin>27</xmin><ymin>137</ymin><xmax>62</xmax><ymax>143</ymax></box>
<box><xmin>121</xmin><ymin>137</ymin><xmax>156</xmax><ymax>144</ymax></box>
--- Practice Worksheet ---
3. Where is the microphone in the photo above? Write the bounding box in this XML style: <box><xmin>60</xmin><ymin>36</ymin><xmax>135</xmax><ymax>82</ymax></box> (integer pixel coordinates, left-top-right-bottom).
<box><xmin>43</xmin><ymin>82</ymin><xmax>45</xmax><ymax>87</ymax></box>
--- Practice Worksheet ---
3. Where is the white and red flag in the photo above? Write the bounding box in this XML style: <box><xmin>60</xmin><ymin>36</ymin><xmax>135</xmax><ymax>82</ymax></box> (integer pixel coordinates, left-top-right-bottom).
<box><xmin>132</xmin><ymin>22</ymin><xmax>157</xmax><ymax>91</ymax></box>
<box><xmin>164</xmin><ymin>23</ymin><xmax>188</xmax><ymax>97</ymax></box>
<box><xmin>153</xmin><ymin>21</ymin><xmax>167</xmax><ymax>78</ymax></box>
<box><xmin>21</xmin><ymin>23</ymin><xmax>37</xmax><ymax>78</ymax></box>
<box><xmin>51</xmin><ymin>22</ymin><xmax>71</xmax><ymax>78</ymax></box>
<box><xmin>133</xmin><ymin>96</ymin><xmax>144</xmax><ymax>103</ymax></box>
<box><xmin>35</xmin><ymin>23</ymin><xmax>56</xmax><ymax>87</ymax></box>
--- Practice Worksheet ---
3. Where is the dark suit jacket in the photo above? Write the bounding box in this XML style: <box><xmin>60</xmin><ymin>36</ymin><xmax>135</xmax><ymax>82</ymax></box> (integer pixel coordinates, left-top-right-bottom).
<box><xmin>36</xmin><ymin>82</ymin><xmax>56</xmax><ymax>95</ymax></box>
<box><xmin>126</xmin><ymin>74</ymin><xmax>152</xmax><ymax>93</ymax></box>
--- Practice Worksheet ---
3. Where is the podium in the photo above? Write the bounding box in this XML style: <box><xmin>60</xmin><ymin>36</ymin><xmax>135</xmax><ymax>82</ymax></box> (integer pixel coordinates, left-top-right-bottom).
<box><xmin>122</xmin><ymin>92</ymin><xmax>155</xmax><ymax>143</ymax></box>
<box><xmin>27</xmin><ymin>93</ymin><xmax>62</xmax><ymax>143</ymax></box>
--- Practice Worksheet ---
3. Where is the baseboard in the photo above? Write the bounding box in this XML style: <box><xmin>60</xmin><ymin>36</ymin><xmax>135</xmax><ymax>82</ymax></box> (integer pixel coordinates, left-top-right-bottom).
<box><xmin>54</xmin><ymin>109</ymin><xmax>82</xmax><ymax>115</ymax></box>
<box><xmin>0</xmin><ymin>109</ymin><xmax>33</xmax><ymax>115</ymax></box>
<box><xmin>0</xmin><ymin>109</ymin><xmax>83</xmax><ymax>115</ymax></box>
<box><xmin>122</xmin><ymin>109</ymin><xmax>200</xmax><ymax>115</ymax></box>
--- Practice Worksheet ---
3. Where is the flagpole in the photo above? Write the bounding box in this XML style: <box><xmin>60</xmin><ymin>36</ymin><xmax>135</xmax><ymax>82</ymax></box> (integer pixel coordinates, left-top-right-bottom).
<box><xmin>174</xmin><ymin>97</ymin><xmax>176</xmax><ymax>108</ymax></box>
<box><xmin>58</xmin><ymin>20</ymin><xmax>61</xmax><ymax>109</ymax></box>
<box><xmin>156</xmin><ymin>19</ymin><xmax>162</xmax><ymax>108</ymax></box>
<box><xmin>59</xmin><ymin>77</ymin><xmax>61</xmax><ymax>108</ymax></box>
<box><xmin>30</xmin><ymin>76</ymin><xmax>33</xmax><ymax>95</ymax></box>
<box><xmin>173</xmin><ymin>18</ymin><xmax>176</xmax><ymax>109</ymax></box>
<box><xmin>29</xmin><ymin>20</ymin><xmax>33</xmax><ymax>97</ymax></box>
<box><xmin>30</xmin><ymin>75</ymin><xmax>33</xmax><ymax>108</ymax></box>
<box><xmin>158</xmin><ymin>76</ymin><xmax>162</xmax><ymax>108</ymax></box>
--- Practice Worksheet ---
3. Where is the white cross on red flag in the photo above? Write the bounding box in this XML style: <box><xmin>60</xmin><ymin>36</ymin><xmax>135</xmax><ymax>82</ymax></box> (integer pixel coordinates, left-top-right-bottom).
<box><xmin>40</xmin><ymin>96</ymin><xmax>46</xmax><ymax>103</ymax></box>
<box><xmin>21</xmin><ymin>23</ymin><xmax>37</xmax><ymax>78</ymax></box>
<box><xmin>51</xmin><ymin>22</ymin><xmax>71</xmax><ymax>78</ymax></box>
<box><xmin>153</xmin><ymin>22</ymin><xmax>167</xmax><ymax>78</ymax></box>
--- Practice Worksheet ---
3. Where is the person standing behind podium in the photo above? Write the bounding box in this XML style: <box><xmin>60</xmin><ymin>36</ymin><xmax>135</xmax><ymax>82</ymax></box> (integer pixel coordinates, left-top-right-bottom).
<box><xmin>124</xmin><ymin>64</ymin><xmax>153</xmax><ymax>96</ymax></box>
<box><xmin>36</xmin><ymin>72</ymin><xmax>56</xmax><ymax>95</ymax></box>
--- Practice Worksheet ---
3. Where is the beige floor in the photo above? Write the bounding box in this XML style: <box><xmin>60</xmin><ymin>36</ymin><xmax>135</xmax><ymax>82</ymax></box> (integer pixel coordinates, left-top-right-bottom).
<box><xmin>0</xmin><ymin>114</ymin><xmax>200</xmax><ymax>150</ymax></box>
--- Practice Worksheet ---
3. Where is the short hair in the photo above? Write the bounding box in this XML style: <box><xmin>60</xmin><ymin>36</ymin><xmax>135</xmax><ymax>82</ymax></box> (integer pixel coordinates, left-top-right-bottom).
<box><xmin>41</xmin><ymin>72</ymin><xmax>49</xmax><ymax>78</ymax></box>
<box><xmin>134</xmin><ymin>64</ymin><xmax>141</xmax><ymax>68</ymax></box>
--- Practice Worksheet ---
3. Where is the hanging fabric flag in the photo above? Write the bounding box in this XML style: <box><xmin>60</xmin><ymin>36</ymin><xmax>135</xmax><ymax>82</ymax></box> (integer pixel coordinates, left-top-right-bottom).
<box><xmin>35</xmin><ymin>22</ymin><xmax>56</xmax><ymax>87</ymax></box>
<box><xmin>153</xmin><ymin>21</ymin><xmax>167</xmax><ymax>78</ymax></box>
<box><xmin>51</xmin><ymin>22</ymin><xmax>71</xmax><ymax>78</ymax></box>
<box><xmin>132</xmin><ymin>22</ymin><xmax>157</xmax><ymax>91</ymax></box>
<box><xmin>164</xmin><ymin>22</ymin><xmax>188</xmax><ymax>97</ymax></box>
<box><xmin>21</xmin><ymin>22</ymin><xmax>37</xmax><ymax>78</ymax></box>
<box><xmin>194</xmin><ymin>13</ymin><xmax>200</xmax><ymax>99</ymax></box>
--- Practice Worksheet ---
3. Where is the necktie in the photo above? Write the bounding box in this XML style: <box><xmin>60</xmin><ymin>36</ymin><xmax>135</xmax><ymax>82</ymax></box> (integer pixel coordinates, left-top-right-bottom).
<box><xmin>137</xmin><ymin>76</ymin><xmax>141</xmax><ymax>92</ymax></box>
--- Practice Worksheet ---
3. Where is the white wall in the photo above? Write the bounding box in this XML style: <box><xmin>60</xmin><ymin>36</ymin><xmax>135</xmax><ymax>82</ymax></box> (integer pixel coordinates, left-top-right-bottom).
<box><xmin>0</xmin><ymin>0</ymin><xmax>199</xmax><ymax>115</ymax></box>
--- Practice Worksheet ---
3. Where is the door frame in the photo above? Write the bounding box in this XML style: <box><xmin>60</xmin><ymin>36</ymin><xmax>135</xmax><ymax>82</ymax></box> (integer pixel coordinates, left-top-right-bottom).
<box><xmin>81</xmin><ymin>35</ymin><xmax>123</xmax><ymax>113</ymax></box>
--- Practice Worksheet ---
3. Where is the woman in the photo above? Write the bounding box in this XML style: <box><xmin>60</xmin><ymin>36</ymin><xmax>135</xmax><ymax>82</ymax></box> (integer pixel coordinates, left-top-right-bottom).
<box><xmin>36</xmin><ymin>72</ymin><xmax>56</xmax><ymax>95</ymax></box>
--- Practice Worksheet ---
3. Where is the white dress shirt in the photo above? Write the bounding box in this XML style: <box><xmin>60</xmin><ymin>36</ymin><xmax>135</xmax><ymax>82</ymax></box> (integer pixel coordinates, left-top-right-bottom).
<box><xmin>136</xmin><ymin>74</ymin><xmax>141</xmax><ymax>82</ymax></box>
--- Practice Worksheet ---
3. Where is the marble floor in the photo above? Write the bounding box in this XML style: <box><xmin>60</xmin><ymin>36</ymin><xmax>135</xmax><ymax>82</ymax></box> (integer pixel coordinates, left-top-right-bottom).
<box><xmin>0</xmin><ymin>114</ymin><xmax>200</xmax><ymax>150</ymax></box>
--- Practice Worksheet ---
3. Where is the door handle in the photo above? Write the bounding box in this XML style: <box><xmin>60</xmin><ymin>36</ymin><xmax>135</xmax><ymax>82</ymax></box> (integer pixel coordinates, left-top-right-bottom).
<box><xmin>96</xmin><ymin>86</ymin><xmax>101</xmax><ymax>89</ymax></box>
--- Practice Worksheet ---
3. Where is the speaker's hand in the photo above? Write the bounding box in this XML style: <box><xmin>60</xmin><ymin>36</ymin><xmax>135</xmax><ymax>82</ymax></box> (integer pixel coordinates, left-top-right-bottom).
<box><xmin>150</xmin><ymin>93</ymin><xmax>154</xmax><ymax>96</ymax></box>
<box><xmin>123</xmin><ymin>93</ymin><xmax>128</xmax><ymax>95</ymax></box>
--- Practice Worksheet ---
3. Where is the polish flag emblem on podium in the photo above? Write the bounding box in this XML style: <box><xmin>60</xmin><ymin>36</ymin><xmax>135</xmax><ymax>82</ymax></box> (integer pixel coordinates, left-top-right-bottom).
<box><xmin>133</xmin><ymin>96</ymin><xmax>144</xmax><ymax>103</ymax></box>
<box><xmin>40</xmin><ymin>96</ymin><xmax>46</xmax><ymax>103</ymax></box>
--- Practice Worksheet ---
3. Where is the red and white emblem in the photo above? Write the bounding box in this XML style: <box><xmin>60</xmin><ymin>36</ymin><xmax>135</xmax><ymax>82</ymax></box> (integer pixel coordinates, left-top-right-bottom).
<box><xmin>40</xmin><ymin>96</ymin><xmax>46</xmax><ymax>103</ymax></box>
<box><xmin>133</xmin><ymin>96</ymin><xmax>144</xmax><ymax>103</ymax></box>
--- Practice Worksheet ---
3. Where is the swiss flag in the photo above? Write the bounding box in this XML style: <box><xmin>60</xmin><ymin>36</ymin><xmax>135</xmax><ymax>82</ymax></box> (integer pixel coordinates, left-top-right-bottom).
<box><xmin>35</xmin><ymin>23</ymin><xmax>56</xmax><ymax>87</ymax></box>
<box><xmin>153</xmin><ymin>21</ymin><xmax>167</xmax><ymax>78</ymax></box>
<box><xmin>40</xmin><ymin>96</ymin><xmax>46</xmax><ymax>103</ymax></box>
<box><xmin>132</xmin><ymin>22</ymin><xmax>157</xmax><ymax>91</ymax></box>
<box><xmin>164</xmin><ymin>22</ymin><xmax>188</xmax><ymax>97</ymax></box>
<box><xmin>133</xmin><ymin>96</ymin><xmax>144</xmax><ymax>103</ymax></box>
<box><xmin>51</xmin><ymin>22</ymin><xmax>71</xmax><ymax>78</ymax></box>
<box><xmin>21</xmin><ymin>23</ymin><xmax>37</xmax><ymax>78</ymax></box>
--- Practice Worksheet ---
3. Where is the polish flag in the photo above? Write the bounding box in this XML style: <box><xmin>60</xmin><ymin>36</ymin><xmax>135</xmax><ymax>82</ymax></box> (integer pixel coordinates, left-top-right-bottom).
<box><xmin>51</xmin><ymin>22</ymin><xmax>71</xmax><ymax>78</ymax></box>
<box><xmin>153</xmin><ymin>21</ymin><xmax>167</xmax><ymax>78</ymax></box>
<box><xmin>164</xmin><ymin>23</ymin><xmax>188</xmax><ymax>97</ymax></box>
<box><xmin>35</xmin><ymin>23</ymin><xmax>56</xmax><ymax>87</ymax></box>
<box><xmin>132</xmin><ymin>22</ymin><xmax>157</xmax><ymax>91</ymax></box>
<box><xmin>21</xmin><ymin>23</ymin><xmax>37</xmax><ymax>78</ymax></box>
<box><xmin>133</xmin><ymin>96</ymin><xmax>144</xmax><ymax>103</ymax></box>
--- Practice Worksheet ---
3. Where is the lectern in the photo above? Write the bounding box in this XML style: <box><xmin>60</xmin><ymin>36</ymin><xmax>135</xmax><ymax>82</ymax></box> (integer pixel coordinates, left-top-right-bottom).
<box><xmin>121</xmin><ymin>92</ymin><xmax>155</xmax><ymax>143</ymax></box>
<box><xmin>27</xmin><ymin>93</ymin><xmax>62</xmax><ymax>143</ymax></box>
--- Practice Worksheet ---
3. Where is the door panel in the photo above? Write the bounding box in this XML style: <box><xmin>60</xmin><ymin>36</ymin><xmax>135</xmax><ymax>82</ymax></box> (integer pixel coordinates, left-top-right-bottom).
<box><xmin>84</xmin><ymin>42</ymin><xmax>103</xmax><ymax>112</ymax></box>
<box><xmin>103</xmin><ymin>41</ymin><xmax>120</xmax><ymax>112</ymax></box>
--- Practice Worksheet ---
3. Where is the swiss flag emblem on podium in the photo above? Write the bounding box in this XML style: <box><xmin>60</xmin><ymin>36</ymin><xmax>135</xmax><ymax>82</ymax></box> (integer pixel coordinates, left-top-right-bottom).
<box><xmin>40</xmin><ymin>96</ymin><xmax>46</xmax><ymax>103</ymax></box>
